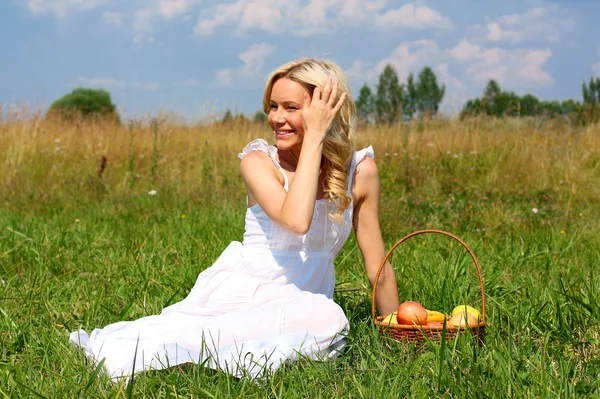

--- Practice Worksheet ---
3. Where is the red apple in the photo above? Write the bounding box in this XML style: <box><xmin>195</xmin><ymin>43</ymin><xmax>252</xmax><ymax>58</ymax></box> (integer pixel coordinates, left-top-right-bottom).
<box><xmin>396</xmin><ymin>301</ymin><xmax>428</xmax><ymax>326</ymax></box>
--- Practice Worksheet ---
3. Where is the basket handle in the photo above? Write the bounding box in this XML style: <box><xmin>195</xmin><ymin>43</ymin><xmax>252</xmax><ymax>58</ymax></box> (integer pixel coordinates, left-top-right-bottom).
<box><xmin>371</xmin><ymin>229</ymin><xmax>486</xmax><ymax>323</ymax></box>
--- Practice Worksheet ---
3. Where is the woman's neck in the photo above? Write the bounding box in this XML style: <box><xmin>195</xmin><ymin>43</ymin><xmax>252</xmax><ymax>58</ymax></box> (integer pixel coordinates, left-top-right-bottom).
<box><xmin>277</xmin><ymin>148</ymin><xmax>300</xmax><ymax>169</ymax></box>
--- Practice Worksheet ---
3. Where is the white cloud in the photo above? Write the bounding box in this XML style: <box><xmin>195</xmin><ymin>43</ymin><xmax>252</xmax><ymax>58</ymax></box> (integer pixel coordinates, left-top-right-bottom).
<box><xmin>484</xmin><ymin>6</ymin><xmax>574</xmax><ymax>44</ymax></box>
<box><xmin>375</xmin><ymin>40</ymin><xmax>441</xmax><ymax>82</ymax></box>
<box><xmin>215</xmin><ymin>43</ymin><xmax>276</xmax><ymax>87</ymax></box>
<box><xmin>26</xmin><ymin>0</ymin><xmax>108</xmax><ymax>18</ymax></box>
<box><xmin>593</xmin><ymin>63</ymin><xmax>600</xmax><ymax>77</ymax></box>
<box><xmin>350</xmin><ymin>36</ymin><xmax>554</xmax><ymax>104</ymax></box>
<box><xmin>215</xmin><ymin>69</ymin><xmax>234</xmax><ymax>87</ymax></box>
<box><xmin>240</xmin><ymin>2</ymin><xmax>283</xmax><ymax>32</ymax></box>
<box><xmin>76</xmin><ymin>77</ymin><xmax>125</xmax><ymax>89</ymax></box>
<box><xmin>23</xmin><ymin>0</ymin><xmax>450</xmax><ymax>42</ymax></box>
<box><xmin>375</xmin><ymin>3</ymin><xmax>452</xmax><ymax>30</ymax></box>
<box><xmin>436</xmin><ymin>63</ymin><xmax>464</xmax><ymax>90</ymax></box>
<box><xmin>339</xmin><ymin>0</ymin><xmax>383</xmax><ymax>23</ymax></box>
<box><xmin>133</xmin><ymin>9</ymin><xmax>155</xmax><ymax>43</ymax></box>
<box><xmin>195</xmin><ymin>0</ymin><xmax>451</xmax><ymax>37</ymax></box>
<box><xmin>157</xmin><ymin>0</ymin><xmax>195</xmax><ymax>19</ymax></box>
<box><xmin>238</xmin><ymin>43</ymin><xmax>276</xmax><ymax>76</ymax></box>
<box><xmin>449</xmin><ymin>40</ymin><xmax>482</xmax><ymax>61</ymax></box>
<box><xmin>448</xmin><ymin>40</ymin><xmax>553</xmax><ymax>87</ymax></box>
<box><xmin>195</xmin><ymin>0</ymin><xmax>286</xmax><ymax>36</ymax></box>
<box><xmin>345</xmin><ymin>60</ymin><xmax>373</xmax><ymax>84</ymax></box>
<box><xmin>348</xmin><ymin>40</ymin><xmax>461</xmax><ymax>93</ymax></box>
<box><xmin>101</xmin><ymin>11</ymin><xmax>126</xmax><ymax>26</ymax></box>
<box><xmin>24</xmin><ymin>0</ymin><xmax>196</xmax><ymax>43</ymax></box>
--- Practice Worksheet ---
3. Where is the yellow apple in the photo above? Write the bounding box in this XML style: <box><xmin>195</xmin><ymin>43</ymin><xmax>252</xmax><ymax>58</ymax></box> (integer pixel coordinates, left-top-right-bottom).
<box><xmin>451</xmin><ymin>305</ymin><xmax>481</xmax><ymax>321</ymax></box>
<box><xmin>448</xmin><ymin>311</ymin><xmax>479</xmax><ymax>328</ymax></box>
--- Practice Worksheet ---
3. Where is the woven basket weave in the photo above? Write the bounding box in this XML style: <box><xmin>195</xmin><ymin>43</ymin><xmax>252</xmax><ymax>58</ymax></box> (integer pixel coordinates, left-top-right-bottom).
<box><xmin>372</xmin><ymin>230</ymin><xmax>486</xmax><ymax>344</ymax></box>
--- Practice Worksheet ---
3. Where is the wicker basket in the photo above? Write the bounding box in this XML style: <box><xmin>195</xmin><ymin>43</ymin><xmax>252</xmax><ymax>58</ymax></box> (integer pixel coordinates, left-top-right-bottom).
<box><xmin>372</xmin><ymin>230</ymin><xmax>486</xmax><ymax>344</ymax></box>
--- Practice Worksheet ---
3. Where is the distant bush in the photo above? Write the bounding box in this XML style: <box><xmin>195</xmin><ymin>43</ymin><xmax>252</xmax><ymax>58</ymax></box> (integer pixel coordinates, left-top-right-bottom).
<box><xmin>47</xmin><ymin>88</ymin><xmax>120</xmax><ymax>123</ymax></box>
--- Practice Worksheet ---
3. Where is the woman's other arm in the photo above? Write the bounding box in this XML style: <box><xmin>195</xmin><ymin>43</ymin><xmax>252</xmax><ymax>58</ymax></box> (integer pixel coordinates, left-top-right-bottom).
<box><xmin>352</xmin><ymin>157</ymin><xmax>399</xmax><ymax>316</ymax></box>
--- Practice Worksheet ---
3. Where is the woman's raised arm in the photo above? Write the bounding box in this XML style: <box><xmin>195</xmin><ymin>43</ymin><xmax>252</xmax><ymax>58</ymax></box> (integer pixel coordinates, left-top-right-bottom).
<box><xmin>241</xmin><ymin>78</ymin><xmax>346</xmax><ymax>235</ymax></box>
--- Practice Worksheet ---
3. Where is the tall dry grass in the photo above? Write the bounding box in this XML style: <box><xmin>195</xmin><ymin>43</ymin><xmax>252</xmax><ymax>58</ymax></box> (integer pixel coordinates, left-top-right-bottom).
<box><xmin>1</xmin><ymin>114</ymin><xmax>598</xmax><ymax>232</ymax></box>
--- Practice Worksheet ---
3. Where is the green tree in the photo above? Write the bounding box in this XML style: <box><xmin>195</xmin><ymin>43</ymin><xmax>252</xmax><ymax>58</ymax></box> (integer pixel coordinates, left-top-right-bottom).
<box><xmin>253</xmin><ymin>110</ymin><xmax>267</xmax><ymax>123</ymax></box>
<box><xmin>582</xmin><ymin>77</ymin><xmax>600</xmax><ymax>123</ymax></box>
<box><xmin>404</xmin><ymin>73</ymin><xmax>418</xmax><ymax>120</ymax></box>
<box><xmin>482</xmin><ymin>80</ymin><xmax>505</xmax><ymax>116</ymax></box>
<box><xmin>375</xmin><ymin>64</ymin><xmax>405</xmax><ymax>124</ymax></box>
<box><xmin>582</xmin><ymin>77</ymin><xmax>600</xmax><ymax>105</ymax></box>
<box><xmin>48</xmin><ymin>88</ymin><xmax>119</xmax><ymax>122</ymax></box>
<box><xmin>518</xmin><ymin>94</ymin><xmax>540</xmax><ymax>116</ymax></box>
<box><xmin>222</xmin><ymin>109</ymin><xmax>233</xmax><ymax>123</ymax></box>
<box><xmin>415</xmin><ymin>66</ymin><xmax>445</xmax><ymax>117</ymax></box>
<box><xmin>355</xmin><ymin>83</ymin><xmax>374</xmax><ymax>123</ymax></box>
<box><xmin>560</xmin><ymin>98</ymin><xmax>585</xmax><ymax>124</ymax></box>
<box><xmin>460</xmin><ymin>98</ymin><xmax>484</xmax><ymax>119</ymax></box>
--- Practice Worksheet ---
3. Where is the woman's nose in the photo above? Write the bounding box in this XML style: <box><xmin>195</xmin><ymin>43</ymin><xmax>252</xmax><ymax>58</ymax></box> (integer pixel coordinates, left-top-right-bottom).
<box><xmin>273</xmin><ymin>108</ymin><xmax>286</xmax><ymax>124</ymax></box>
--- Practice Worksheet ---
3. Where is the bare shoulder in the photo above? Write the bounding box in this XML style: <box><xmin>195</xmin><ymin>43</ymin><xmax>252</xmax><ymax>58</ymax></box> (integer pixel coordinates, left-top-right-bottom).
<box><xmin>239</xmin><ymin>150</ymin><xmax>285</xmax><ymax>207</ymax></box>
<box><xmin>352</xmin><ymin>156</ymin><xmax>380</xmax><ymax>203</ymax></box>
<box><xmin>240</xmin><ymin>150</ymin><xmax>278</xmax><ymax>178</ymax></box>
<box><xmin>240</xmin><ymin>150</ymin><xmax>272</xmax><ymax>170</ymax></box>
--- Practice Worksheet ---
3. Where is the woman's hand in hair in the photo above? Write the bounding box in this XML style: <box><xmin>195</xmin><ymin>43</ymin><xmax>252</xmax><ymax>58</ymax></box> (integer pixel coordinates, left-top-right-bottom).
<box><xmin>301</xmin><ymin>77</ymin><xmax>346</xmax><ymax>143</ymax></box>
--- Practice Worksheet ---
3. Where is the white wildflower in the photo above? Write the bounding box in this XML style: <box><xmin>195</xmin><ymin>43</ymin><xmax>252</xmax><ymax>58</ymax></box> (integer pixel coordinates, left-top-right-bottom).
<box><xmin>532</xmin><ymin>208</ymin><xmax>539</xmax><ymax>214</ymax></box>
<box><xmin>148</xmin><ymin>190</ymin><xmax>157</xmax><ymax>196</ymax></box>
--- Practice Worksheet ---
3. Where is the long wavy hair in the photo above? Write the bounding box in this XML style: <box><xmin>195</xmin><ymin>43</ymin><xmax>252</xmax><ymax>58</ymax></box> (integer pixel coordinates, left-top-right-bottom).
<box><xmin>262</xmin><ymin>58</ymin><xmax>357</xmax><ymax>222</ymax></box>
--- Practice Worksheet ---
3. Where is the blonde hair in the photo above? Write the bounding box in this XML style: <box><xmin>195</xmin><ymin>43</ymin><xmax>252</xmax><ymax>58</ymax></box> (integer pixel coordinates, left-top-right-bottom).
<box><xmin>262</xmin><ymin>58</ymin><xmax>356</xmax><ymax>222</ymax></box>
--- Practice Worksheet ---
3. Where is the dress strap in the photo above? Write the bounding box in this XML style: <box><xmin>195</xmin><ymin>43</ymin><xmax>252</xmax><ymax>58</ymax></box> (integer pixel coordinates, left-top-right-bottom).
<box><xmin>238</xmin><ymin>138</ymin><xmax>289</xmax><ymax>191</ymax></box>
<box><xmin>347</xmin><ymin>146</ymin><xmax>375</xmax><ymax>193</ymax></box>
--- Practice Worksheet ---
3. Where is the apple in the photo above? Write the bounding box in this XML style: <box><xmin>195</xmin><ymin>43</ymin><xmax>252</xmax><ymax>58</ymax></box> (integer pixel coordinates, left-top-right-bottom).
<box><xmin>448</xmin><ymin>311</ymin><xmax>479</xmax><ymax>328</ymax></box>
<box><xmin>451</xmin><ymin>305</ymin><xmax>481</xmax><ymax>321</ymax></box>
<box><xmin>396</xmin><ymin>301</ymin><xmax>428</xmax><ymax>325</ymax></box>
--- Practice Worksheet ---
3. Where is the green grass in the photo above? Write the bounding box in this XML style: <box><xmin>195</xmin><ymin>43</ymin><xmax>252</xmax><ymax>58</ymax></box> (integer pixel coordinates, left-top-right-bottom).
<box><xmin>1</xmin><ymin>118</ymin><xmax>599</xmax><ymax>397</ymax></box>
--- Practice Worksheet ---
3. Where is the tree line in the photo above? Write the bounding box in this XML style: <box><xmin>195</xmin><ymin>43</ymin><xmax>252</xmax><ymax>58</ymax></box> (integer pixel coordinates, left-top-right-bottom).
<box><xmin>355</xmin><ymin>63</ymin><xmax>600</xmax><ymax>125</ymax></box>
<box><xmin>45</xmin><ymin>69</ymin><xmax>600</xmax><ymax>126</ymax></box>
<box><xmin>460</xmin><ymin>78</ymin><xmax>600</xmax><ymax>124</ymax></box>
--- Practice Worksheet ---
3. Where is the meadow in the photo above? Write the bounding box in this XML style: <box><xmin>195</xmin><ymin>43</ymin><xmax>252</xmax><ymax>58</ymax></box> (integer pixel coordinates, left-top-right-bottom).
<box><xmin>0</xmin><ymin>113</ymin><xmax>599</xmax><ymax>398</ymax></box>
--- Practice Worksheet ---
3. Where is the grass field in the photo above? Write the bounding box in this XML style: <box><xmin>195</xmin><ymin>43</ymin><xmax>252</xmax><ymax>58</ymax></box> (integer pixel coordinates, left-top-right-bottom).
<box><xmin>1</xmin><ymin>115</ymin><xmax>599</xmax><ymax>397</ymax></box>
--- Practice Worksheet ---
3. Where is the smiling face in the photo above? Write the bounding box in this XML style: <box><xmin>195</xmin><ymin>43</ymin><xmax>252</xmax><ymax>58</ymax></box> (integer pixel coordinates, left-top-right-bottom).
<box><xmin>267</xmin><ymin>78</ymin><xmax>309</xmax><ymax>155</ymax></box>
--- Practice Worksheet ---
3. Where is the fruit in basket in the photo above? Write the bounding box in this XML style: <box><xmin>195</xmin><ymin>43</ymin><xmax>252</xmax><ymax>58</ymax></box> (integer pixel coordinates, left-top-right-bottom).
<box><xmin>425</xmin><ymin>309</ymin><xmax>447</xmax><ymax>323</ymax></box>
<box><xmin>426</xmin><ymin>321</ymin><xmax>443</xmax><ymax>327</ymax></box>
<box><xmin>381</xmin><ymin>312</ymin><xmax>398</xmax><ymax>325</ymax></box>
<box><xmin>396</xmin><ymin>301</ymin><xmax>428</xmax><ymax>325</ymax></box>
<box><xmin>448</xmin><ymin>311</ymin><xmax>479</xmax><ymax>328</ymax></box>
<box><xmin>451</xmin><ymin>305</ymin><xmax>481</xmax><ymax>321</ymax></box>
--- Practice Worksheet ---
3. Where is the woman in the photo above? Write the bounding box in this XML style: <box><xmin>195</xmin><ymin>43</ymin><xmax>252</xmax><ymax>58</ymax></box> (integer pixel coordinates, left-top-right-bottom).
<box><xmin>70</xmin><ymin>58</ymin><xmax>399</xmax><ymax>381</ymax></box>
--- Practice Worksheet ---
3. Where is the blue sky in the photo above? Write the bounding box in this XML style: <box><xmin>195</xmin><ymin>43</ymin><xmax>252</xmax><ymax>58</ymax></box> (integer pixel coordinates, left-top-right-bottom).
<box><xmin>2</xmin><ymin>0</ymin><xmax>600</xmax><ymax>121</ymax></box>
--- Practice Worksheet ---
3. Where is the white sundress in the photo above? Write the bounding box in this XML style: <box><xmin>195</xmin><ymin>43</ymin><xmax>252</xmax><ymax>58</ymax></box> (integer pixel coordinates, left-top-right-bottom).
<box><xmin>69</xmin><ymin>138</ymin><xmax>375</xmax><ymax>380</ymax></box>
